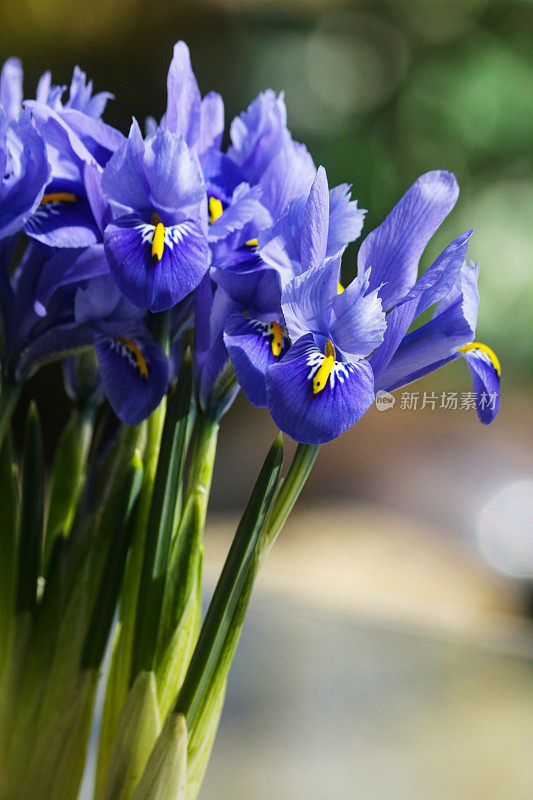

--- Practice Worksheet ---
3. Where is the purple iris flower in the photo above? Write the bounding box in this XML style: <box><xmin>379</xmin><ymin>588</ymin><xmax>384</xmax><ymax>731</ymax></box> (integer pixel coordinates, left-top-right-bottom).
<box><xmin>74</xmin><ymin>275</ymin><xmax>169</xmax><ymax>424</ymax></box>
<box><xmin>226</xmin><ymin>170</ymin><xmax>500</xmax><ymax>443</ymax></box>
<box><xmin>0</xmin><ymin>55</ymin><xmax>123</xmax><ymax>249</ymax></box>
<box><xmin>222</xmin><ymin>167</ymin><xmax>365</xmax><ymax>406</ymax></box>
<box><xmin>102</xmin><ymin>120</ymin><xmax>209</xmax><ymax>312</ymax></box>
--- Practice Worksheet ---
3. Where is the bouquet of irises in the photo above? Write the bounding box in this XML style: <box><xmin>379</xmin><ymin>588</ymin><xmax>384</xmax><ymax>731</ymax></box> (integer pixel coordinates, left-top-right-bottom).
<box><xmin>0</xmin><ymin>41</ymin><xmax>500</xmax><ymax>800</ymax></box>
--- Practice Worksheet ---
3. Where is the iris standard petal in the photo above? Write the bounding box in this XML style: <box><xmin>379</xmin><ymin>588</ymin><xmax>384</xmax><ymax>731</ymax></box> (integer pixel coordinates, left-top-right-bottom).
<box><xmin>198</xmin><ymin>91</ymin><xmax>224</xmax><ymax>154</ymax></box>
<box><xmin>224</xmin><ymin>312</ymin><xmax>290</xmax><ymax>406</ymax></box>
<box><xmin>0</xmin><ymin>58</ymin><xmax>23</xmax><ymax>122</ymax></box>
<box><xmin>104</xmin><ymin>214</ymin><xmax>208</xmax><ymax>311</ymax></box>
<box><xmin>327</xmin><ymin>183</ymin><xmax>365</xmax><ymax>257</ymax></box>
<box><xmin>100</xmin><ymin>119</ymin><xmax>151</xmax><ymax>216</ymax></box>
<box><xmin>266</xmin><ymin>334</ymin><xmax>375</xmax><ymax>444</ymax></box>
<box><xmin>258</xmin><ymin>140</ymin><xmax>316</xmax><ymax>220</ymax></box>
<box><xmin>208</xmin><ymin>184</ymin><xmax>267</xmax><ymax>242</ymax></box>
<box><xmin>164</xmin><ymin>41</ymin><xmax>201</xmax><ymax>147</ymax></box>
<box><xmin>330</xmin><ymin>269</ymin><xmax>386</xmax><ymax>362</ymax></box>
<box><xmin>34</xmin><ymin>244</ymin><xmax>109</xmax><ymax>315</ymax></box>
<box><xmin>357</xmin><ymin>170</ymin><xmax>459</xmax><ymax>310</ymax></box>
<box><xmin>143</xmin><ymin>127</ymin><xmax>205</xmax><ymax>220</ymax></box>
<box><xmin>300</xmin><ymin>166</ymin><xmax>329</xmax><ymax>271</ymax></box>
<box><xmin>93</xmin><ymin>330</ymin><xmax>169</xmax><ymax>425</ymax></box>
<box><xmin>281</xmin><ymin>259</ymin><xmax>340</xmax><ymax>343</ymax></box>
<box><xmin>229</xmin><ymin>90</ymin><xmax>289</xmax><ymax>184</ymax></box>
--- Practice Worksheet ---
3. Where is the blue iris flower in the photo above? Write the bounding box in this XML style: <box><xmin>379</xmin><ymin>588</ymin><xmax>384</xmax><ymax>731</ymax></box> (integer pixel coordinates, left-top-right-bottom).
<box><xmin>0</xmin><ymin>55</ymin><xmax>123</xmax><ymax>249</ymax></box>
<box><xmin>222</xmin><ymin>166</ymin><xmax>366</xmax><ymax>406</ymax></box>
<box><xmin>102</xmin><ymin>119</ymin><xmax>209</xmax><ymax>312</ymax></box>
<box><xmin>225</xmin><ymin>170</ymin><xmax>500</xmax><ymax>443</ymax></box>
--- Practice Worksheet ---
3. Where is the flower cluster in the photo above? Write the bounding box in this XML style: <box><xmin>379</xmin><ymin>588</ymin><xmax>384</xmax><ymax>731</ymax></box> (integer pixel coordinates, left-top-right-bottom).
<box><xmin>0</xmin><ymin>42</ymin><xmax>500</xmax><ymax>442</ymax></box>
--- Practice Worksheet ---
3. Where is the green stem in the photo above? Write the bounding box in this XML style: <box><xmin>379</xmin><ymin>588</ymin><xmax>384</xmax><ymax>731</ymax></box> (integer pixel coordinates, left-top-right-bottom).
<box><xmin>175</xmin><ymin>434</ymin><xmax>283</xmax><ymax>730</ymax></box>
<box><xmin>260</xmin><ymin>442</ymin><xmax>320</xmax><ymax>558</ymax></box>
<box><xmin>0</xmin><ymin>381</ymin><xmax>20</xmax><ymax>452</ymax></box>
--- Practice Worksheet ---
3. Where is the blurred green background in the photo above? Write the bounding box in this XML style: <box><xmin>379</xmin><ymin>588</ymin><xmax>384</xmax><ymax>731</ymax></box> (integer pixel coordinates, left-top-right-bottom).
<box><xmin>4</xmin><ymin>2</ymin><xmax>532</xmax><ymax>798</ymax></box>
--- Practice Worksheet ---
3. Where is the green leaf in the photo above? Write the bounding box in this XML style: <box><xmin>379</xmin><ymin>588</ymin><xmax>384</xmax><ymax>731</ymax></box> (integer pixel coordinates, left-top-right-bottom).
<box><xmin>131</xmin><ymin>712</ymin><xmax>188</xmax><ymax>800</ymax></box>
<box><xmin>94</xmin><ymin>403</ymin><xmax>166</xmax><ymax>800</ymax></box>
<box><xmin>0</xmin><ymin>381</ymin><xmax>20</xmax><ymax>452</ymax></box>
<box><xmin>81</xmin><ymin>449</ymin><xmax>144</xmax><ymax>670</ymax></box>
<box><xmin>175</xmin><ymin>433</ymin><xmax>284</xmax><ymax>730</ymax></box>
<box><xmin>101</xmin><ymin>670</ymin><xmax>161</xmax><ymax>800</ymax></box>
<box><xmin>0</xmin><ymin>430</ymin><xmax>19</xmax><ymax>678</ymax></box>
<box><xmin>183</xmin><ymin>441</ymin><xmax>319</xmax><ymax>799</ymax></box>
<box><xmin>44</xmin><ymin>408</ymin><xmax>94</xmax><ymax>566</ymax></box>
<box><xmin>131</xmin><ymin>356</ymin><xmax>194</xmax><ymax>679</ymax></box>
<box><xmin>15</xmin><ymin>402</ymin><xmax>44</xmax><ymax>614</ymax></box>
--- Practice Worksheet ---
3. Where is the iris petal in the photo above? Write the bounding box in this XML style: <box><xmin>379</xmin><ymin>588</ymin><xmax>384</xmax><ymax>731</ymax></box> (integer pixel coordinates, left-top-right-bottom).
<box><xmin>357</xmin><ymin>170</ymin><xmax>459</xmax><ymax>310</ymax></box>
<box><xmin>224</xmin><ymin>312</ymin><xmax>289</xmax><ymax>407</ymax></box>
<box><xmin>460</xmin><ymin>345</ymin><xmax>500</xmax><ymax>424</ymax></box>
<box><xmin>104</xmin><ymin>214</ymin><xmax>208</xmax><ymax>311</ymax></box>
<box><xmin>266</xmin><ymin>334</ymin><xmax>375</xmax><ymax>444</ymax></box>
<box><xmin>94</xmin><ymin>331</ymin><xmax>169</xmax><ymax>425</ymax></box>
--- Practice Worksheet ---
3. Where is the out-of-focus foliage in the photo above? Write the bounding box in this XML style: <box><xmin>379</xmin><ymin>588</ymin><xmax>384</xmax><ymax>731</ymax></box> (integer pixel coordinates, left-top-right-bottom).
<box><xmin>1</xmin><ymin>0</ymin><xmax>531</xmax><ymax>377</ymax></box>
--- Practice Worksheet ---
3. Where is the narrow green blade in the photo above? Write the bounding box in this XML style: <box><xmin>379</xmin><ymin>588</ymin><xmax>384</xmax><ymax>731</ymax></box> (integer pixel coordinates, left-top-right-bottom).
<box><xmin>131</xmin><ymin>355</ymin><xmax>193</xmax><ymax>679</ymax></box>
<box><xmin>15</xmin><ymin>402</ymin><xmax>44</xmax><ymax>615</ymax></box>
<box><xmin>175</xmin><ymin>433</ymin><xmax>284</xmax><ymax>729</ymax></box>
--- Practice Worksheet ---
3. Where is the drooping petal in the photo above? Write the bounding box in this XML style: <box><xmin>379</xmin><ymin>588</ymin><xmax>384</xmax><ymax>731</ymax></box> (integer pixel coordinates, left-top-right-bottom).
<box><xmin>93</xmin><ymin>330</ymin><xmax>169</xmax><ymax>425</ymax></box>
<box><xmin>224</xmin><ymin>312</ymin><xmax>290</xmax><ymax>406</ymax></box>
<box><xmin>374</xmin><ymin>261</ymin><xmax>480</xmax><ymax>392</ymax></box>
<box><xmin>25</xmin><ymin>179</ymin><xmax>101</xmax><ymax>248</ymax></box>
<box><xmin>281</xmin><ymin>259</ymin><xmax>340</xmax><ymax>343</ymax></box>
<box><xmin>300</xmin><ymin>166</ymin><xmax>329</xmax><ymax>271</ymax></box>
<box><xmin>357</xmin><ymin>170</ymin><xmax>460</xmax><ymax>309</ymax></box>
<box><xmin>369</xmin><ymin>231</ymin><xmax>473</xmax><ymax>377</ymax></box>
<box><xmin>266</xmin><ymin>334</ymin><xmax>375</xmax><ymax>444</ymax></box>
<box><xmin>104</xmin><ymin>214</ymin><xmax>208</xmax><ymax>311</ymax></box>
<box><xmin>330</xmin><ymin>269</ymin><xmax>386</xmax><ymax>362</ymax></box>
<box><xmin>459</xmin><ymin>344</ymin><xmax>500</xmax><ymax>424</ymax></box>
